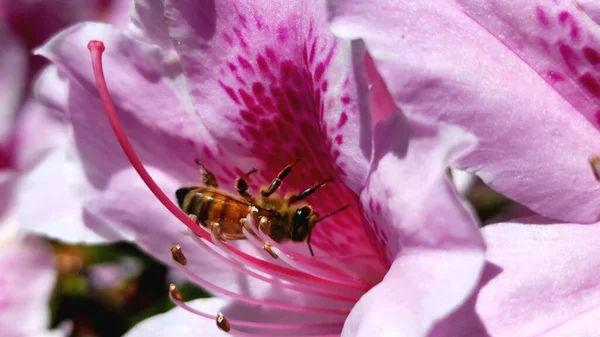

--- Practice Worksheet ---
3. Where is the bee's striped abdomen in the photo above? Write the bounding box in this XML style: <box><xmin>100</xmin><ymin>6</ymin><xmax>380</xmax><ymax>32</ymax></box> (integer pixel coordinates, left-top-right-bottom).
<box><xmin>177</xmin><ymin>187</ymin><xmax>248</xmax><ymax>240</ymax></box>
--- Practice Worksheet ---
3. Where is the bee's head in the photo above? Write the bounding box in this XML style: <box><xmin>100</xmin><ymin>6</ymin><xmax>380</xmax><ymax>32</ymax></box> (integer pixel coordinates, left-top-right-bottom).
<box><xmin>290</xmin><ymin>206</ymin><xmax>316</xmax><ymax>242</ymax></box>
<box><xmin>175</xmin><ymin>187</ymin><xmax>192</xmax><ymax>209</ymax></box>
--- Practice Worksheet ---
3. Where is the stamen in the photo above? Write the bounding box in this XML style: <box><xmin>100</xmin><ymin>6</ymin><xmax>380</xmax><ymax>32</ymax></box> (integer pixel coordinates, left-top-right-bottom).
<box><xmin>85</xmin><ymin>40</ymin><xmax>371</xmax><ymax>286</ymax></box>
<box><xmin>169</xmin><ymin>283</ymin><xmax>183</xmax><ymax>302</ymax></box>
<box><xmin>216</xmin><ymin>312</ymin><xmax>231</xmax><ymax>332</ymax></box>
<box><xmin>170</xmin><ymin>243</ymin><xmax>187</xmax><ymax>265</ymax></box>
<box><xmin>590</xmin><ymin>155</ymin><xmax>600</xmax><ymax>181</ymax></box>
<box><xmin>169</xmin><ymin>245</ymin><xmax>351</xmax><ymax>315</ymax></box>
<box><xmin>168</xmin><ymin>286</ymin><xmax>346</xmax><ymax>332</ymax></box>
<box><xmin>188</xmin><ymin>232</ymin><xmax>362</xmax><ymax>302</ymax></box>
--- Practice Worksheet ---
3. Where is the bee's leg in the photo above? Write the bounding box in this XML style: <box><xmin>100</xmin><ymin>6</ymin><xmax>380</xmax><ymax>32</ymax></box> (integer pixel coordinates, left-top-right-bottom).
<box><xmin>208</xmin><ymin>222</ymin><xmax>226</xmax><ymax>241</ymax></box>
<box><xmin>188</xmin><ymin>214</ymin><xmax>198</xmax><ymax>223</ymax></box>
<box><xmin>236</xmin><ymin>168</ymin><xmax>258</xmax><ymax>204</ymax></box>
<box><xmin>241</xmin><ymin>215</ymin><xmax>278</xmax><ymax>259</ymax></box>
<box><xmin>195</xmin><ymin>159</ymin><xmax>218</xmax><ymax>187</ymax></box>
<box><xmin>288</xmin><ymin>178</ymin><xmax>334</xmax><ymax>204</ymax></box>
<box><xmin>261</xmin><ymin>160</ymin><xmax>297</xmax><ymax>197</ymax></box>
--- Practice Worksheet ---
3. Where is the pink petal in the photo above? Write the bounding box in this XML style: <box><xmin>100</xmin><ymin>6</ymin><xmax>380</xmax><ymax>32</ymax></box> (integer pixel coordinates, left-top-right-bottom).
<box><xmin>129</xmin><ymin>0</ymin><xmax>172</xmax><ymax>48</ymax></box>
<box><xmin>124</xmin><ymin>298</ymin><xmax>230</xmax><ymax>337</ymax></box>
<box><xmin>0</xmin><ymin>237</ymin><xmax>61</xmax><ymax>336</ymax></box>
<box><xmin>0</xmin><ymin>20</ymin><xmax>26</xmax><ymax>141</ymax></box>
<box><xmin>162</xmin><ymin>0</ymin><xmax>376</xmax><ymax>258</ymax></box>
<box><xmin>433</xmin><ymin>219</ymin><xmax>600</xmax><ymax>336</ymax></box>
<box><xmin>348</xmin><ymin>113</ymin><xmax>485</xmax><ymax>336</ymax></box>
<box><xmin>328</xmin><ymin>0</ymin><xmax>600</xmax><ymax>223</ymax></box>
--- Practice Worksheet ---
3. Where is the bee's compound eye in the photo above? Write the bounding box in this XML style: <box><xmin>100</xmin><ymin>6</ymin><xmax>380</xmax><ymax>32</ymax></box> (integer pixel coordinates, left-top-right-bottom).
<box><xmin>296</xmin><ymin>206</ymin><xmax>311</xmax><ymax>218</ymax></box>
<box><xmin>291</xmin><ymin>206</ymin><xmax>312</xmax><ymax>241</ymax></box>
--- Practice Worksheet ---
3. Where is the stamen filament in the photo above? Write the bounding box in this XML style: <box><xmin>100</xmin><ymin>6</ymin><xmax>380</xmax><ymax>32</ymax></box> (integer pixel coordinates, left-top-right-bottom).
<box><xmin>188</xmin><ymin>233</ymin><xmax>361</xmax><ymax>302</ymax></box>
<box><xmin>169</xmin><ymin>292</ymin><xmax>345</xmax><ymax>330</ymax></box>
<box><xmin>172</xmin><ymin>251</ymin><xmax>350</xmax><ymax>315</ymax></box>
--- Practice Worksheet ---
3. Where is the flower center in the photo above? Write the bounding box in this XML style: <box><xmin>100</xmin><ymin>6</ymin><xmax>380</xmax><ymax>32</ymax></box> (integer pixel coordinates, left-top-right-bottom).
<box><xmin>87</xmin><ymin>40</ymin><xmax>376</xmax><ymax>335</ymax></box>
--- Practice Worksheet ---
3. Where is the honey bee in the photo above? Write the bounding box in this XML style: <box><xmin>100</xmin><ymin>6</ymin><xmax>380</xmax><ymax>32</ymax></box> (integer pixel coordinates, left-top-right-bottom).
<box><xmin>176</xmin><ymin>160</ymin><xmax>348</xmax><ymax>256</ymax></box>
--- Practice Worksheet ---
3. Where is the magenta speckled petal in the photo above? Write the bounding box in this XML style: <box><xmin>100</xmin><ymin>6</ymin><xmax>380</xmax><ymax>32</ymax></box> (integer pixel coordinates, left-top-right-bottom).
<box><xmin>163</xmin><ymin>0</ymin><xmax>374</xmax><ymax>257</ymax></box>
<box><xmin>329</xmin><ymin>0</ymin><xmax>600</xmax><ymax>224</ymax></box>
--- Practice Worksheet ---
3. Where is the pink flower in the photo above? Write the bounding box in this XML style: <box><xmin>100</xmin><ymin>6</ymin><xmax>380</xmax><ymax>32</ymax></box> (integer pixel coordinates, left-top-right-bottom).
<box><xmin>35</xmin><ymin>0</ymin><xmax>485</xmax><ymax>335</ymax></box>
<box><xmin>328</xmin><ymin>0</ymin><xmax>600</xmax><ymax>224</ymax></box>
<box><xmin>0</xmin><ymin>0</ymin><xmax>134</xmax><ymax>243</ymax></box>
<box><xmin>328</xmin><ymin>0</ymin><xmax>600</xmax><ymax>335</ymax></box>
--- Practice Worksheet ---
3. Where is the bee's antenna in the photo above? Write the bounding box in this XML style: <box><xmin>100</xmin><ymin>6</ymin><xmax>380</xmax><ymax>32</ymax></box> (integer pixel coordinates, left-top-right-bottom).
<box><xmin>307</xmin><ymin>231</ymin><xmax>314</xmax><ymax>256</ymax></box>
<box><xmin>315</xmin><ymin>205</ymin><xmax>349</xmax><ymax>223</ymax></box>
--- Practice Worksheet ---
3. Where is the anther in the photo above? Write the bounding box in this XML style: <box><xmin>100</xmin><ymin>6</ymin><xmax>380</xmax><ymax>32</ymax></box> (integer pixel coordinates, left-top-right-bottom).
<box><xmin>216</xmin><ymin>312</ymin><xmax>231</xmax><ymax>332</ymax></box>
<box><xmin>263</xmin><ymin>242</ymin><xmax>279</xmax><ymax>259</ymax></box>
<box><xmin>590</xmin><ymin>155</ymin><xmax>600</xmax><ymax>181</ymax></box>
<box><xmin>169</xmin><ymin>283</ymin><xmax>183</xmax><ymax>302</ymax></box>
<box><xmin>171</xmin><ymin>243</ymin><xmax>188</xmax><ymax>266</ymax></box>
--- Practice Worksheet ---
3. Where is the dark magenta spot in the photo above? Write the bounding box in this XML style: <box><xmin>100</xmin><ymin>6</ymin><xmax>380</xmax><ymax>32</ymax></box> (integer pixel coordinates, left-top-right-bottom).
<box><xmin>314</xmin><ymin>63</ymin><xmax>325</xmax><ymax>82</ymax></box>
<box><xmin>259</xmin><ymin>96</ymin><xmax>275</xmax><ymax>111</ymax></box>
<box><xmin>240</xmin><ymin>109</ymin><xmax>257</xmax><ymax>123</ymax></box>
<box><xmin>559</xmin><ymin>43</ymin><xmax>579</xmax><ymax>72</ymax></box>
<box><xmin>237</xmin><ymin>56</ymin><xmax>254</xmax><ymax>71</ymax></box>
<box><xmin>280</xmin><ymin>60</ymin><xmax>297</xmax><ymax>80</ymax></box>
<box><xmin>341</xmin><ymin>96</ymin><xmax>351</xmax><ymax>105</ymax></box>
<box><xmin>570</xmin><ymin>21</ymin><xmax>579</xmax><ymax>40</ymax></box>
<box><xmin>277</xmin><ymin>26</ymin><xmax>288</xmax><ymax>42</ymax></box>
<box><xmin>235</xmin><ymin>75</ymin><xmax>247</xmax><ymax>86</ymax></box>
<box><xmin>335</xmin><ymin>135</ymin><xmax>343</xmax><ymax>145</ymax></box>
<box><xmin>283</xmin><ymin>86</ymin><xmax>302</xmax><ymax>112</ymax></box>
<box><xmin>238</xmin><ymin>14</ymin><xmax>248</xmax><ymax>28</ymax></box>
<box><xmin>203</xmin><ymin>146</ymin><xmax>214</xmax><ymax>159</ymax></box>
<box><xmin>233</xmin><ymin>27</ymin><xmax>248</xmax><ymax>49</ymax></box>
<box><xmin>227</xmin><ymin>62</ymin><xmax>237</xmax><ymax>72</ymax></box>
<box><xmin>558</xmin><ymin>11</ymin><xmax>570</xmax><ymax>23</ymax></box>
<box><xmin>375</xmin><ymin>202</ymin><xmax>381</xmax><ymax>214</ymax></box>
<box><xmin>595</xmin><ymin>110</ymin><xmax>600</xmax><ymax>125</ymax></box>
<box><xmin>583</xmin><ymin>47</ymin><xmax>600</xmax><ymax>65</ymax></box>
<box><xmin>580</xmin><ymin>73</ymin><xmax>600</xmax><ymax>97</ymax></box>
<box><xmin>223</xmin><ymin>33</ymin><xmax>233</xmax><ymax>46</ymax></box>
<box><xmin>536</xmin><ymin>6</ymin><xmax>549</xmax><ymax>27</ymax></box>
<box><xmin>338</xmin><ymin>112</ymin><xmax>348</xmax><ymax>128</ymax></box>
<box><xmin>186</xmin><ymin>138</ymin><xmax>195</xmax><ymax>148</ymax></box>
<box><xmin>309</xmin><ymin>39</ymin><xmax>317</xmax><ymax>64</ymax></box>
<box><xmin>260</xmin><ymin>119</ymin><xmax>276</xmax><ymax>138</ymax></box>
<box><xmin>257</xmin><ymin>55</ymin><xmax>269</xmax><ymax>73</ymax></box>
<box><xmin>302</xmin><ymin>45</ymin><xmax>308</xmax><ymax>64</ymax></box>
<box><xmin>252</xmin><ymin>82</ymin><xmax>266</xmax><ymax>96</ymax></box>
<box><xmin>547</xmin><ymin>70</ymin><xmax>565</xmax><ymax>82</ymax></box>
<box><xmin>255</xmin><ymin>15</ymin><xmax>263</xmax><ymax>30</ymax></box>
<box><xmin>280</xmin><ymin>108</ymin><xmax>294</xmax><ymax>123</ymax></box>
<box><xmin>314</xmin><ymin>87</ymin><xmax>322</xmax><ymax>103</ymax></box>
<box><xmin>238</xmin><ymin>89</ymin><xmax>257</xmax><ymax>107</ymax></box>
<box><xmin>250</xmin><ymin>106</ymin><xmax>264</xmax><ymax>116</ymax></box>
<box><xmin>220</xmin><ymin>83</ymin><xmax>240</xmax><ymax>104</ymax></box>
<box><xmin>265</xmin><ymin>47</ymin><xmax>277</xmax><ymax>63</ymax></box>
<box><xmin>321</xmin><ymin>80</ymin><xmax>328</xmax><ymax>92</ymax></box>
